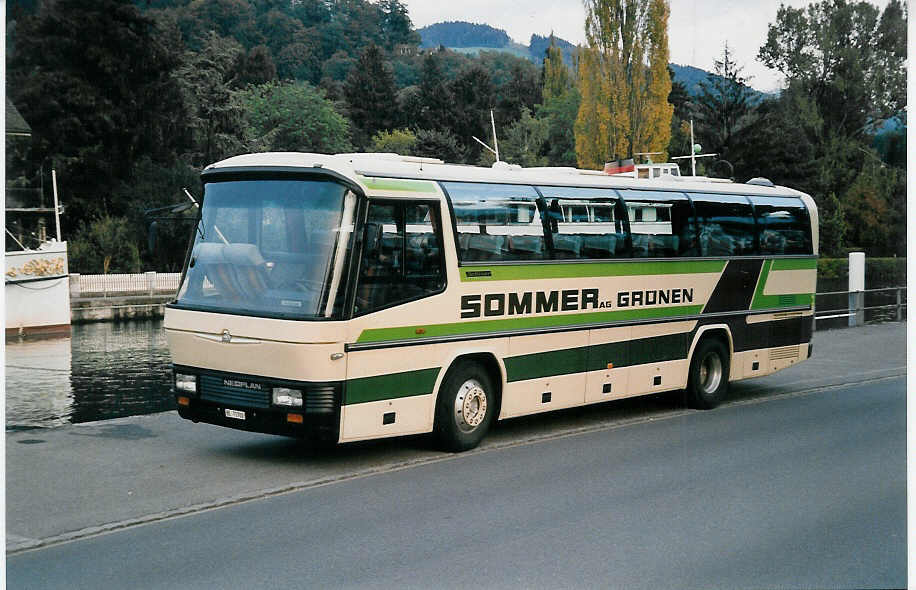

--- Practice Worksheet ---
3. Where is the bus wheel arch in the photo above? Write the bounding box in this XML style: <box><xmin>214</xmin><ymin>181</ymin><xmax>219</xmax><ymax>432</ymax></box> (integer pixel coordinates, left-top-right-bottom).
<box><xmin>686</xmin><ymin>327</ymin><xmax>732</xmax><ymax>410</ymax></box>
<box><xmin>433</xmin><ymin>353</ymin><xmax>502</xmax><ymax>452</ymax></box>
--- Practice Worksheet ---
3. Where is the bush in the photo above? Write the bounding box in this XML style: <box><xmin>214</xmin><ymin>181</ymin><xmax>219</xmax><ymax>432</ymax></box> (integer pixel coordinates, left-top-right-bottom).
<box><xmin>817</xmin><ymin>257</ymin><xmax>906</xmax><ymax>288</ymax></box>
<box><xmin>369</xmin><ymin>129</ymin><xmax>417</xmax><ymax>155</ymax></box>
<box><xmin>69</xmin><ymin>216</ymin><xmax>141</xmax><ymax>274</ymax></box>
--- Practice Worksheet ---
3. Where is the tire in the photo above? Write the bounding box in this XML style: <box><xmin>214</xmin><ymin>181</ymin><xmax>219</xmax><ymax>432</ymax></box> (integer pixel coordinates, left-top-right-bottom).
<box><xmin>434</xmin><ymin>361</ymin><xmax>496</xmax><ymax>452</ymax></box>
<box><xmin>686</xmin><ymin>338</ymin><xmax>730</xmax><ymax>409</ymax></box>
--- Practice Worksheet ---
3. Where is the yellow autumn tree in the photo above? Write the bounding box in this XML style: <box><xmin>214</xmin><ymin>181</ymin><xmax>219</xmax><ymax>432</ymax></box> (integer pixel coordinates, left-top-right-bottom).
<box><xmin>575</xmin><ymin>0</ymin><xmax>673</xmax><ymax>169</ymax></box>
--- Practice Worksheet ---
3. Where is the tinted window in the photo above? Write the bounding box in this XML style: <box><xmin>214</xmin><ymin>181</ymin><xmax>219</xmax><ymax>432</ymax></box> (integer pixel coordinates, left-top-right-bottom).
<box><xmin>749</xmin><ymin>196</ymin><xmax>812</xmax><ymax>255</ymax></box>
<box><xmin>443</xmin><ymin>182</ymin><xmax>546</xmax><ymax>262</ymax></box>
<box><xmin>354</xmin><ymin>201</ymin><xmax>445</xmax><ymax>315</ymax></box>
<box><xmin>618</xmin><ymin>189</ymin><xmax>698</xmax><ymax>258</ymax></box>
<box><xmin>538</xmin><ymin>186</ymin><xmax>629</xmax><ymax>259</ymax></box>
<box><xmin>692</xmin><ymin>193</ymin><xmax>756</xmax><ymax>256</ymax></box>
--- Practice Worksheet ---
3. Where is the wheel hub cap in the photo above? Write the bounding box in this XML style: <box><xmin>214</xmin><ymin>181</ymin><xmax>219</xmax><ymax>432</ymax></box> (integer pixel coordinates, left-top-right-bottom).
<box><xmin>455</xmin><ymin>379</ymin><xmax>487</xmax><ymax>433</ymax></box>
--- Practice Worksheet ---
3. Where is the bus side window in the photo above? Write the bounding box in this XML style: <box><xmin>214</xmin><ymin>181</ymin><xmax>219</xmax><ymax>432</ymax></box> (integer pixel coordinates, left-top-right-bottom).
<box><xmin>354</xmin><ymin>201</ymin><xmax>445</xmax><ymax>315</ymax></box>
<box><xmin>537</xmin><ymin>186</ymin><xmax>629</xmax><ymax>260</ymax></box>
<box><xmin>442</xmin><ymin>182</ymin><xmax>546</xmax><ymax>262</ymax></box>
<box><xmin>617</xmin><ymin>189</ymin><xmax>698</xmax><ymax>258</ymax></box>
<box><xmin>748</xmin><ymin>196</ymin><xmax>813</xmax><ymax>255</ymax></box>
<box><xmin>691</xmin><ymin>193</ymin><xmax>757</xmax><ymax>256</ymax></box>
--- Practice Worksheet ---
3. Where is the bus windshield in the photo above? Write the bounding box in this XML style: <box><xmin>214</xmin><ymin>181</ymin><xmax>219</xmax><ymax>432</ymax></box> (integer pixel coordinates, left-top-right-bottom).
<box><xmin>175</xmin><ymin>178</ymin><xmax>357</xmax><ymax>320</ymax></box>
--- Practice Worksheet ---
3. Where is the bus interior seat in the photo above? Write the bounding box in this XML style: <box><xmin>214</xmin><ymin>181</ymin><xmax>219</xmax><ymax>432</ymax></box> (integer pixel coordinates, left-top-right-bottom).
<box><xmin>631</xmin><ymin>234</ymin><xmax>650</xmax><ymax>257</ymax></box>
<box><xmin>191</xmin><ymin>243</ymin><xmax>243</xmax><ymax>299</ymax></box>
<box><xmin>760</xmin><ymin>230</ymin><xmax>788</xmax><ymax>254</ymax></box>
<box><xmin>552</xmin><ymin>234</ymin><xmax>582</xmax><ymax>257</ymax></box>
<box><xmin>648</xmin><ymin>234</ymin><xmax>680</xmax><ymax>257</ymax></box>
<box><xmin>466</xmin><ymin>234</ymin><xmax>507</xmax><ymax>261</ymax></box>
<box><xmin>507</xmin><ymin>235</ymin><xmax>544</xmax><ymax>259</ymax></box>
<box><xmin>582</xmin><ymin>234</ymin><xmax>618</xmax><ymax>258</ymax></box>
<box><xmin>222</xmin><ymin>243</ymin><xmax>269</xmax><ymax>296</ymax></box>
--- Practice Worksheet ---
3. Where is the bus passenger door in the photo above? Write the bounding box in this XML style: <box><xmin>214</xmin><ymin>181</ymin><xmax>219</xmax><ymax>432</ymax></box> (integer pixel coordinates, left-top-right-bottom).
<box><xmin>585</xmin><ymin>326</ymin><xmax>631</xmax><ymax>403</ymax></box>
<box><xmin>341</xmin><ymin>199</ymin><xmax>448</xmax><ymax>443</ymax></box>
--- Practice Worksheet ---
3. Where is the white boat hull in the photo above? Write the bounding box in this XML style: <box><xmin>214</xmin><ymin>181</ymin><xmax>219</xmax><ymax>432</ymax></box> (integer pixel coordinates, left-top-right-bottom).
<box><xmin>5</xmin><ymin>241</ymin><xmax>71</xmax><ymax>336</ymax></box>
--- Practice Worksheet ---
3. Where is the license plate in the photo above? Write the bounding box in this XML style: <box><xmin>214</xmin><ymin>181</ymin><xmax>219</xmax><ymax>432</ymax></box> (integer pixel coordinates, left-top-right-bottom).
<box><xmin>225</xmin><ymin>409</ymin><xmax>246</xmax><ymax>420</ymax></box>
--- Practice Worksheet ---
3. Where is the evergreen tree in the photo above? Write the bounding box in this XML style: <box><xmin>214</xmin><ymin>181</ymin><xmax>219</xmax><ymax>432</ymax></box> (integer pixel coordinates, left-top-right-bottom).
<box><xmin>413</xmin><ymin>129</ymin><xmax>468</xmax><ymax>163</ymax></box>
<box><xmin>694</xmin><ymin>43</ymin><xmax>755</xmax><ymax>161</ymax></box>
<box><xmin>542</xmin><ymin>38</ymin><xmax>572</xmax><ymax>102</ymax></box>
<box><xmin>448</xmin><ymin>64</ymin><xmax>496</xmax><ymax>162</ymax></box>
<box><xmin>417</xmin><ymin>53</ymin><xmax>454</xmax><ymax>132</ymax></box>
<box><xmin>344</xmin><ymin>43</ymin><xmax>398</xmax><ymax>148</ymax></box>
<box><xmin>175</xmin><ymin>32</ymin><xmax>249</xmax><ymax>167</ymax></box>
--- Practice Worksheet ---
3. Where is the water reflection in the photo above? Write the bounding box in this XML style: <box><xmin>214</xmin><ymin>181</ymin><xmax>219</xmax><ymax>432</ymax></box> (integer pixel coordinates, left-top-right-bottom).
<box><xmin>6</xmin><ymin>320</ymin><xmax>174</xmax><ymax>430</ymax></box>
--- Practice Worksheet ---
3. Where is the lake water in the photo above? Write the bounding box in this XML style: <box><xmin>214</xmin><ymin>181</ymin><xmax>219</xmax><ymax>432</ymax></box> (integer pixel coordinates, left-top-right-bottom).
<box><xmin>6</xmin><ymin>320</ymin><xmax>174</xmax><ymax>430</ymax></box>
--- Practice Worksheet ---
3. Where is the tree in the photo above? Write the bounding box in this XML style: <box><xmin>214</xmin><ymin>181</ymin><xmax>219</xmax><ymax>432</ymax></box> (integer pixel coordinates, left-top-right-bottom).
<box><xmin>238</xmin><ymin>81</ymin><xmax>352</xmax><ymax>153</ymax></box>
<box><xmin>370</xmin><ymin>129</ymin><xmax>417</xmax><ymax>155</ymax></box>
<box><xmin>69</xmin><ymin>216</ymin><xmax>142</xmax><ymax>274</ymax></box>
<box><xmin>413</xmin><ymin>129</ymin><xmax>468</xmax><ymax>163</ymax></box>
<box><xmin>758</xmin><ymin>0</ymin><xmax>906</xmax><ymax>139</ymax></box>
<box><xmin>417</xmin><ymin>52</ymin><xmax>454</xmax><ymax>132</ymax></box>
<box><xmin>479</xmin><ymin>108</ymin><xmax>549</xmax><ymax>167</ymax></box>
<box><xmin>344</xmin><ymin>43</ymin><xmax>398</xmax><ymax>148</ymax></box>
<box><xmin>378</xmin><ymin>0</ymin><xmax>421</xmax><ymax>49</ymax></box>
<box><xmin>175</xmin><ymin>32</ymin><xmax>248</xmax><ymax>167</ymax></box>
<box><xmin>694</xmin><ymin>43</ymin><xmax>756</xmax><ymax>160</ymax></box>
<box><xmin>539</xmin><ymin>39</ymin><xmax>580</xmax><ymax>166</ymax></box>
<box><xmin>575</xmin><ymin>0</ymin><xmax>673</xmax><ymax>168</ymax></box>
<box><xmin>666</xmin><ymin>66</ymin><xmax>691</xmax><ymax>158</ymax></box>
<box><xmin>755</xmin><ymin>0</ymin><xmax>907</xmax><ymax>256</ymax></box>
<box><xmin>8</xmin><ymin>0</ymin><xmax>189</xmax><ymax>229</ymax></box>
<box><xmin>496</xmin><ymin>61</ymin><xmax>542</xmax><ymax>124</ymax></box>
<box><xmin>234</xmin><ymin>45</ymin><xmax>278</xmax><ymax>86</ymax></box>
<box><xmin>448</xmin><ymin>64</ymin><xmax>496</xmax><ymax>162</ymax></box>
<box><xmin>542</xmin><ymin>38</ymin><xmax>572</xmax><ymax>102</ymax></box>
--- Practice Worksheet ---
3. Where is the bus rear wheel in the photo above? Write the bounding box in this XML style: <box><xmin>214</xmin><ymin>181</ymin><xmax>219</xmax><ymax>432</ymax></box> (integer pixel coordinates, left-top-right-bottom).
<box><xmin>434</xmin><ymin>361</ymin><xmax>496</xmax><ymax>452</ymax></box>
<box><xmin>686</xmin><ymin>338</ymin><xmax>729</xmax><ymax>409</ymax></box>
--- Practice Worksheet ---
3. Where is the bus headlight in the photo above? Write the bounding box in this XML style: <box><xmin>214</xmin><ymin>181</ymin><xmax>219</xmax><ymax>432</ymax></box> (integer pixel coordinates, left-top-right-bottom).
<box><xmin>272</xmin><ymin>387</ymin><xmax>303</xmax><ymax>407</ymax></box>
<box><xmin>175</xmin><ymin>373</ymin><xmax>198</xmax><ymax>394</ymax></box>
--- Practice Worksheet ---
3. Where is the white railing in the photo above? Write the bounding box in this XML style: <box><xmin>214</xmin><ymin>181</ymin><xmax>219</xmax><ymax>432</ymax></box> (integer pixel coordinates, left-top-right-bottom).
<box><xmin>70</xmin><ymin>272</ymin><xmax>181</xmax><ymax>298</ymax></box>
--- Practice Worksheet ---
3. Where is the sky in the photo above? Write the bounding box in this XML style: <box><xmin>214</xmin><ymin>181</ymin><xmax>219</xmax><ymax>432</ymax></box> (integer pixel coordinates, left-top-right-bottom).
<box><xmin>403</xmin><ymin>0</ymin><xmax>893</xmax><ymax>93</ymax></box>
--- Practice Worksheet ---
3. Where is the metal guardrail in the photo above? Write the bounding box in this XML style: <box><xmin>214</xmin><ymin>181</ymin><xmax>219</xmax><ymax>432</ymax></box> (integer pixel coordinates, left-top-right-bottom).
<box><xmin>70</xmin><ymin>272</ymin><xmax>181</xmax><ymax>298</ymax></box>
<box><xmin>815</xmin><ymin>286</ymin><xmax>906</xmax><ymax>325</ymax></box>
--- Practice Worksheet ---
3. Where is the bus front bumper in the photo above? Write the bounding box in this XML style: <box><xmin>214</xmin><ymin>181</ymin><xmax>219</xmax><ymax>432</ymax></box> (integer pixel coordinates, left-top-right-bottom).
<box><xmin>173</xmin><ymin>365</ymin><xmax>342</xmax><ymax>442</ymax></box>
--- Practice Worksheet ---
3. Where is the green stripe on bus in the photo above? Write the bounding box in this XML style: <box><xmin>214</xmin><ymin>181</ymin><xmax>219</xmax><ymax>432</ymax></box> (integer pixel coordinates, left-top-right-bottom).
<box><xmin>771</xmin><ymin>258</ymin><xmax>818</xmax><ymax>271</ymax></box>
<box><xmin>355</xmin><ymin>305</ymin><xmax>703</xmax><ymax>344</ymax></box>
<box><xmin>504</xmin><ymin>333</ymin><xmax>689</xmax><ymax>382</ymax></box>
<box><xmin>750</xmin><ymin>259</ymin><xmax>814</xmax><ymax>310</ymax></box>
<box><xmin>460</xmin><ymin>260</ymin><xmax>726</xmax><ymax>282</ymax></box>
<box><xmin>345</xmin><ymin>367</ymin><xmax>441</xmax><ymax>405</ymax></box>
<box><xmin>358</xmin><ymin>176</ymin><xmax>438</xmax><ymax>193</ymax></box>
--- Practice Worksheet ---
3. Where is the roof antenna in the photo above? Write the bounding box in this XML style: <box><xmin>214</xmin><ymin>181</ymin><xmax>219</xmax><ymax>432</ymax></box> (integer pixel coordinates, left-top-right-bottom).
<box><xmin>472</xmin><ymin>109</ymin><xmax>500</xmax><ymax>163</ymax></box>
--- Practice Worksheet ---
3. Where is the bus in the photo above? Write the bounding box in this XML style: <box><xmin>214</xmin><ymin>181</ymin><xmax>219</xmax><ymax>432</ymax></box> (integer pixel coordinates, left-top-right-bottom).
<box><xmin>166</xmin><ymin>152</ymin><xmax>818</xmax><ymax>451</ymax></box>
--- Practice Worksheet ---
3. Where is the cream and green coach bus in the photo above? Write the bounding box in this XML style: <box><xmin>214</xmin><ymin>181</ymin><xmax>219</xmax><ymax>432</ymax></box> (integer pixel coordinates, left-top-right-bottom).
<box><xmin>167</xmin><ymin>152</ymin><xmax>817</xmax><ymax>451</ymax></box>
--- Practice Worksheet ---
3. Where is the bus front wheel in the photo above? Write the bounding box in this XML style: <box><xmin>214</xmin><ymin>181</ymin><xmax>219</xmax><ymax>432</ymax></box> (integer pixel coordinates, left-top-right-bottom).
<box><xmin>686</xmin><ymin>338</ymin><xmax>730</xmax><ymax>409</ymax></box>
<box><xmin>434</xmin><ymin>361</ymin><xmax>496</xmax><ymax>452</ymax></box>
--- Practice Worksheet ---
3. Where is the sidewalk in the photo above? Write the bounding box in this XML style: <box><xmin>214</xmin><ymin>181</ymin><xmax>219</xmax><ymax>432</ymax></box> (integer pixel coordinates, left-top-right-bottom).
<box><xmin>6</xmin><ymin>323</ymin><xmax>906</xmax><ymax>553</ymax></box>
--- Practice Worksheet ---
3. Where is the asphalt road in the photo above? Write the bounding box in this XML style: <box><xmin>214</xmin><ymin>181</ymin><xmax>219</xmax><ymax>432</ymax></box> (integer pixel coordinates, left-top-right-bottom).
<box><xmin>8</xmin><ymin>375</ymin><xmax>905</xmax><ymax>589</ymax></box>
